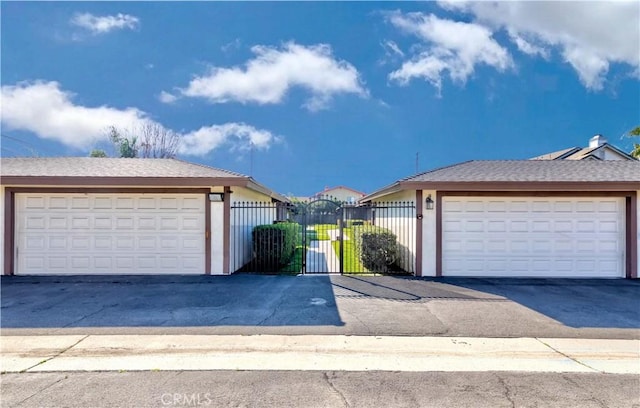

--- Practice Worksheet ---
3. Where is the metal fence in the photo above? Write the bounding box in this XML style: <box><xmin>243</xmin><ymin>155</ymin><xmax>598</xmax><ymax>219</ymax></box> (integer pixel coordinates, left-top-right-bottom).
<box><xmin>230</xmin><ymin>200</ymin><xmax>416</xmax><ymax>275</ymax></box>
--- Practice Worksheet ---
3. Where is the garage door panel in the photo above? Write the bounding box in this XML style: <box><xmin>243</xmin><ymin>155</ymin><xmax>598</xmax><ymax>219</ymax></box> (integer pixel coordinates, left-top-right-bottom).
<box><xmin>49</xmin><ymin>257</ymin><xmax>67</xmax><ymax>269</ymax></box>
<box><xmin>182</xmin><ymin>216</ymin><xmax>201</xmax><ymax>230</ymax></box>
<box><xmin>25</xmin><ymin>236</ymin><xmax>45</xmax><ymax>250</ymax></box>
<box><xmin>71</xmin><ymin>236</ymin><xmax>91</xmax><ymax>250</ymax></box>
<box><xmin>116</xmin><ymin>197</ymin><xmax>135</xmax><ymax>209</ymax></box>
<box><xmin>48</xmin><ymin>216</ymin><xmax>68</xmax><ymax>229</ymax></box>
<box><xmin>26</xmin><ymin>216</ymin><xmax>45</xmax><ymax>229</ymax></box>
<box><xmin>16</xmin><ymin>193</ymin><xmax>206</xmax><ymax>275</ymax></box>
<box><xmin>531</xmin><ymin>201</ymin><xmax>551</xmax><ymax>212</ymax></box>
<box><xmin>138</xmin><ymin>217</ymin><xmax>156</xmax><ymax>229</ymax></box>
<box><xmin>95</xmin><ymin>257</ymin><xmax>112</xmax><ymax>269</ymax></box>
<box><xmin>599</xmin><ymin>220</ymin><xmax>619</xmax><ymax>233</ymax></box>
<box><xmin>442</xmin><ymin>196</ymin><xmax>625</xmax><ymax>278</ymax></box>
<box><xmin>71</xmin><ymin>217</ymin><xmax>90</xmax><ymax>229</ymax></box>
<box><xmin>510</xmin><ymin>220</ymin><xmax>528</xmax><ymax>232</ymax></box>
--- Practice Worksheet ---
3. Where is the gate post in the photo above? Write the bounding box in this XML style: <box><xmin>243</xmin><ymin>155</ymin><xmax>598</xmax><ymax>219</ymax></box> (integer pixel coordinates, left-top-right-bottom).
<box><xmin>301</xmin><ymin>205</ymin><xmax>307</xmax><ymax>274</ymax></box>
<box><xmin>339</xmin><ymin>207</ymin><xmax>344</xmax><ymax>275</ymax></box>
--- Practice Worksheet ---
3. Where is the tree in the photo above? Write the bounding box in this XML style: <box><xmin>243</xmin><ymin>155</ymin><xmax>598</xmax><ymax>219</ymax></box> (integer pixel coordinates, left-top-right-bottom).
<box><xmin>106</xmin><ymin>123</ymin><xmax>180</xmax><ymax>158</ymax></box>
<box><xmin>137</xmin><ymin>122</ymin><xmax>180</xmax><ymax>158</ymax></box>
<box><xmin>108</xmin><ymin>126</ymin><xmax>138</xmax><ymax>158</ymax></box>
<box><xmin>627</xmin><ymin>126</ymin><xmax>640</xmax><ymax>159</ymax></box>
<box><xmin>89</xmin><ymin>149</ymin><xmax>107</xmax><ymax>157</ymax></box>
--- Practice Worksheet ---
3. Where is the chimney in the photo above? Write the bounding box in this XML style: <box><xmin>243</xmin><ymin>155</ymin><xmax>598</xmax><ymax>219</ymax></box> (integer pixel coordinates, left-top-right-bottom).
<box><xmin>589</xmin><ymin>134</ymin><xmax>607</xmax><ymax>148</ymax></box>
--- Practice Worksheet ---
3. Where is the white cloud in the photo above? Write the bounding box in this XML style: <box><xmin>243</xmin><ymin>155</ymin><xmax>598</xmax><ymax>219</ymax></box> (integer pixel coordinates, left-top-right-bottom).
<box><xmin>221</xmin><ymin>38</ymin><xmax>242</xmax><ymax>53</ymax></box>
<box><xmin>179</xmin><ymin>123</ymin><xmax>280</xmax><ymax>156</ymax></box>
<box><xmin>176</xmin><ymin>42</ymin><xmax>367</xmax><ymax>111</ymax></box>
<box><xmin>507</xmin><ymin>30</ymin><xmax>549</xmax><ymax>59</ymax></box>
<box><xmin>381</xmin><ymin>40</ymin><xmax>405</xmax><ymax>58</ymax></box>
<box><xmin>70</xmin><ymin>12</ymin><xmax>139</xmax><ymax>34</ymax></box>
<box><xmin>158</xmin><ymin>91</ymin><xmax>178</xmax><ymax>104</ymax></box>
<box><xmin>1</xmin><ymin>81</ymin><xmax>281</xmax><ymax>156</ymax></box>
<box><xmin>378</xmin><ymin>40</ymin><xmax>405</xmax><ymax>67</ymax></box>
<box><xmin>386</xmin><ymin>11</ymin><xmax>513</xmax><ymax>94</ymax></box>
<box><xmin>439</xmin><ymin>1</ymin><xmax>640</xmax><ymax>90</ymax></box>
<box><xmin>1</xmin><ymin>81</ymin><xmax>148</xmax><ymax>149</ymax></box>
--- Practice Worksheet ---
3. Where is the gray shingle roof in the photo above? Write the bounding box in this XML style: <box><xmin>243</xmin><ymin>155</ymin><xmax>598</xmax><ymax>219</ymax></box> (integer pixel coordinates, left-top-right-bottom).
<box><xmin>404</xmin><ymin>160</ymin><xmax>640</xmax><ymax>183</ymax></box>
<box><xmin>0</xmin><ymin>157</ymin><xmax>289</xmax><ymax>202</ymax></box>
<box><xmin>0</xmin><ymin>157</ymin><xmax>246</xmax><ymax>178</ymax></box>
<box><xmin>362</xmin><ymin>160</ymin><xmax>640</xmax><ymax>201</ymax></box>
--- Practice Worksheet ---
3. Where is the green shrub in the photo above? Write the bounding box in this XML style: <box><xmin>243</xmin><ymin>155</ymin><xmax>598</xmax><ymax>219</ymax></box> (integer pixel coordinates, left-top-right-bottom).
<box><xmin>252</xmin><ymin>222</ymin><xmax>300</xmax><ymax>270</ymax></box>
<box><xmin>352</xmin><ymin>225</ymin><xmax>397</xmax><ymax>272</ymax></box>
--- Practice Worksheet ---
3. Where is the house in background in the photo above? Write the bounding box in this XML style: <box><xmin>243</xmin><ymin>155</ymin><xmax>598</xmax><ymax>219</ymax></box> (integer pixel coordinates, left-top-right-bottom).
<box><xmin>531</xmin><ymin>134</ymin><xmax>637</xmax><ymax>161</ymax></box>
<box><xmin>1</xmin><ymin>158</ymin><xmax>287</xmax><ymax>276</ymax></box>
<box><xmin>309</xmin><ymin>186</ymin><xmax>366</xmax><ymax>204</ymax></box>
<box><xmin>362</xmin><ymin>160</ymin><xmax>639</xmax><ymax>279</ymax></box>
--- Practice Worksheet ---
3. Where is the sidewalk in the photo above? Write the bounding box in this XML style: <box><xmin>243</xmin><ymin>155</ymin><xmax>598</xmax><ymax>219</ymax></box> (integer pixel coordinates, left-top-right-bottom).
<box><xmin>306</xmin><ymin>240</ymin><xmax>340</xmax><ymax>273</ymax></box>
<box><xmin>2</xmin><ymin>335</ymin><xmax>638</xmax><ymax>374</ymax></box>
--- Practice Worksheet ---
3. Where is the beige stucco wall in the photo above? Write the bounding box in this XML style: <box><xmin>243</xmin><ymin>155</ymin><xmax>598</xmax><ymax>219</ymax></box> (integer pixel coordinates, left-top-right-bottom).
<box><xmin>229</xmin><ymin>186</ymin><xmax>277</xmax><ymax>273</ymax></box>
<box><xmin>209</xmin><ymin>194</ymin><xmax>224</xmax><ymax>275</ymax></box>
<box><xmin>0</xmin><ymin>186</ymin><xmax>4</xmax><ymax>274</ymax></box>
<box><xmin>371</xmin><ymin>190</ymin><xmax>417</xmax><ymax>274</ymax></box>
<box><xmin>421</xmin><ymin>189</ymin><xmax>437</xmax><ymax>277</ymax></box>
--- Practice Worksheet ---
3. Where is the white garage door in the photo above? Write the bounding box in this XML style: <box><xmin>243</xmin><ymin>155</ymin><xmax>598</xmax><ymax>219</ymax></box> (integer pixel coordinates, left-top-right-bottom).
<box><xmin>15</xmin><ymin>193</ymin><xmax>206</xmax><ymax>275</ymax></box>
<box><xmin>442</xmin><ymin>196</ymin><xmax>625</xmax><ymax>278</ymax></box>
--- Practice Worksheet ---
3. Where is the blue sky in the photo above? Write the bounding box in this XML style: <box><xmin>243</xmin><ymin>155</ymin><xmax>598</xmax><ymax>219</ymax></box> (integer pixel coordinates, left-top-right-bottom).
<box><xmin>2</xmin><ymin>1</ymin><xmax>639</xmax><ymax>196</ymax></box>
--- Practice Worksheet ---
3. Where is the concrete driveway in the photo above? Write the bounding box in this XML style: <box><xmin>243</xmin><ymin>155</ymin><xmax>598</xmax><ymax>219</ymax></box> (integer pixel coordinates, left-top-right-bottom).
<box><xmin>1</xmin><ymin>275</ymin><xmax>638</xmax><ymax>338</ymax></box>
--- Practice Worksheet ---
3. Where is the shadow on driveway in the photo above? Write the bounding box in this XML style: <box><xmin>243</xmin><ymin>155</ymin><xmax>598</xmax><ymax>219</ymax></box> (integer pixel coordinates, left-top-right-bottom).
<box><xmin>430</xmin><ymin>277</ymin><xmax>640</xmax><ymax>329</ymax></box>
<box><xmin>0</xmin><ymin>275</ymin><xmax>343</xmax><ymax>329</ymax></box>
<box><xmin>1</xmin><ymin>275</ymin><xmax>638</xmax><ymax>336</ymax></box>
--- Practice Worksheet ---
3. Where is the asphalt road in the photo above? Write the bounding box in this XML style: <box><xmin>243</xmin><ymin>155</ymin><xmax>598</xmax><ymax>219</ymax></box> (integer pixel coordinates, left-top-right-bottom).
<box><xmin>2</xmin><ymin>370</ymin><xmax>638</xmax><ymax>408</ymax></box>
<box><xmin>2</xmin><ymin>275</ymin><xmax>638</xmax><ymax>338</ymax></box>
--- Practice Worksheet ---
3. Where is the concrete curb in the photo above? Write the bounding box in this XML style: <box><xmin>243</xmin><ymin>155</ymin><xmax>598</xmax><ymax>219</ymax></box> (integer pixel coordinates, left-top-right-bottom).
<box><xmin>1</xmin><ymin>335</ymin><xmax>638</xmax><ymax>374</ymax></box>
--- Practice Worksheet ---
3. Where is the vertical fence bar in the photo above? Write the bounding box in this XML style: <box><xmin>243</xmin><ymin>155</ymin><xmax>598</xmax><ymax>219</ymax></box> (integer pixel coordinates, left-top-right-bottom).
<box><xmin>339</xmin><ymin>207</ymin><xmax>344</xmax><ymax>274</ymax></box>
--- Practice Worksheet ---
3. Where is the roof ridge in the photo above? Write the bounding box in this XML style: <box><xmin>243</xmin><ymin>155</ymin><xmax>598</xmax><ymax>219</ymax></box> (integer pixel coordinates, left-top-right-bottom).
<box><xmin>403</xmin><ymin>159</ymin><xmax>475</xmax><ymax>181</ymax></box>
<box><xmin>170</xmin><ymin>158</ymin><xmax>248</xmax><ymax>178</ymax></box>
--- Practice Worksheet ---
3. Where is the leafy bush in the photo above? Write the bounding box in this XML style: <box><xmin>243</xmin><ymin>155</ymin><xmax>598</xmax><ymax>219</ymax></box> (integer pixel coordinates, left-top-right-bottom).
<box><xmin>252</xmin><ymin>222</ymin><xmax>300</xmax><ymax>270</ymax></box>
<box><xmin>352</xmin><ymin>225</ymin><xmax>397</xmax><ymax>272</ymax></box>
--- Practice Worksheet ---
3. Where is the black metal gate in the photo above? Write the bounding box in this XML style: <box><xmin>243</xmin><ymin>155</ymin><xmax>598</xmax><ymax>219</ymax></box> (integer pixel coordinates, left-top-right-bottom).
<box><xmin>230</xmin><ymin>200</ymin><xmax>416</xmax><ymax>275</ymax></box>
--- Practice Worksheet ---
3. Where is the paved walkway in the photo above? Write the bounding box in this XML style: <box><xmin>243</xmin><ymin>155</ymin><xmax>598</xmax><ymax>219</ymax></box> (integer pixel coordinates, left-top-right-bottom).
<box><xmin>2</xmin><ymin>335</ymin><xmax>638</xmax><ymax>374</ymax></box>
<box><xmin>305</xmin><ymin>229</ymin><xmax>340</xmax><ymax>273</ymax></box>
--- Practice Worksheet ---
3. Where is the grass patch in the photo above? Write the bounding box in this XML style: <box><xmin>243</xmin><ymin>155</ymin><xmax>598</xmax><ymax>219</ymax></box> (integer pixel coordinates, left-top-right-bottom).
<box><xmin>331</xmin><ymin>228</ymin><xmax>370</xmax><ymax>273</ymax></box>
<box><xmin>312</xmin><ymin>224</ymin><xmax>338</xmax><ymax>241</ymax></box>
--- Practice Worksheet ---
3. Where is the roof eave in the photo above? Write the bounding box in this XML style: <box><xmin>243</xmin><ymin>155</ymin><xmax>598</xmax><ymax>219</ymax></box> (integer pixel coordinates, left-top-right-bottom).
<box><xmin>363</xmin><ymin>181</ymin><xmax>640</xmax><ymax>199</ymax></box>
<box><xmin>359</xmin><ymin>182</ymin><xmax>403</xmax><ymax>203</ymax></box>
<box><xmin>245</xmin><ymin>179</ymin><xmax>289</xmax><ymax>203</ymax></box>
<box><xmin>401</xmin><ymin>180</ymin><xmax>640</xmax><ymax>191</ymax></box>
<box><xmin>0</xmin><ymin>176</ymin><xmax>251</xmax><ymax>188</ymax></box>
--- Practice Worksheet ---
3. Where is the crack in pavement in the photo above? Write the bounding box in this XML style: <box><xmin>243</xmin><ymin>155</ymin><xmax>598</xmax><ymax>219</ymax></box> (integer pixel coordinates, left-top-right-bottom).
<box><xmin>535</xmin><ymin>338</ymin><xmax>602</xmax><ymax>373</ymax></box>
<box><xmin>323</xmin><ymin>371</ymin><xmax>350</xmax><ymax>407</ymax></box>
<box><xmin>424</xmin><ymin>302</ymin><xmax>450</xmax><ymax>336</ymax></box>
<box><xmin>561</xmin><ymin>373</ymin><xmax>608</xmax><ymax>408</ymax></box>
<box><xmin>338</xmin><ymin>304</ymin><xmax>373</xmax><ymax>334</ymax></box>
<box><xmin>21</xmin><ymin>335</ymin><xmax>90</xmax><ymax>373</ymax></box>
<box><xmin>256</xmin><ymin>294</ymin><xmax>288</xmax><ymax>326</ymax></box>
<box><xmin>11</xmin><ymin>374</ymin><xmax>69</xmax><ymax>407</ymax></box>
<box><xmin>62</xmin><ymin>304</ymin><xmax>118</xmax><ymax>328</ymax></box>
<box><xmin>494</xmin><ymin>373</ymin><xmax>516</xmax><ymax>408</ymax></box>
